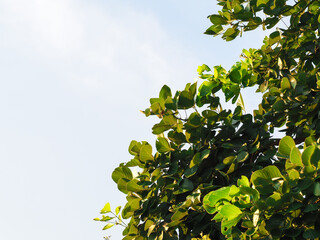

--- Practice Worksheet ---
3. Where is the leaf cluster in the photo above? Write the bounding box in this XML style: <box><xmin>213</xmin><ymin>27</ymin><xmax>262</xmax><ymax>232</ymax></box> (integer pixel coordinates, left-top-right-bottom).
<box><xmin>203</xmin><ymin>136</ymin><xmax>320</xmax><ymax>239</ymax></box>
<box><xmin>97</xmin><ymin>0</ymin><xmax>320</xmax><ymax>239</ymax></box>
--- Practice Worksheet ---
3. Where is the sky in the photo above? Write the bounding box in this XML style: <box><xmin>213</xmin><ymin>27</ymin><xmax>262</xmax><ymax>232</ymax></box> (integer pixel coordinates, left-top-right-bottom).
<box><xmin>0</xmin><ymin>1</ymin><xmax>269</xmax><ymax>239</ymax></box>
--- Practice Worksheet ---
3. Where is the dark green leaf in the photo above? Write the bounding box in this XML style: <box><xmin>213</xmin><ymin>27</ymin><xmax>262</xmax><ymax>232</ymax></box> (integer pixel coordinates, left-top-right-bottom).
<box><xmin>177</xmin><ymin>90</ymin><xmax>194</xmax><ymax>109</ymax></box>
<box><xmin>303</xmin><ymin>229</ymin><xmax>320</xmax><ymax>239</ymax></box>
<box><xmin>314</xmin><ymin>182</ymin><xmax>320</xmax><ymax>196</ymax></box>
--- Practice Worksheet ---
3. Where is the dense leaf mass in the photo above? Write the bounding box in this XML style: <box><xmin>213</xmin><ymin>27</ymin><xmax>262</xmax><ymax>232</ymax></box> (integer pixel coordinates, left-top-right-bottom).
<box><xmin>96</xmin><ymin>0</ymin><xmax>320</xmax><ymax>239</ymax></box>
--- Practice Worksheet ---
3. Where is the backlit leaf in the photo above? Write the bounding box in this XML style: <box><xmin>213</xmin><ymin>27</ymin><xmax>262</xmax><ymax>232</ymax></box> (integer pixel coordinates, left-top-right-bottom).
<box><xmin>100</xmin><ymin>203</ymin><xmax>111</xmax><ymax>214</ymax></box>
<box><xmin>279</xmin><ymin>136</ymin><xmax>295</xmax><ymax>157</ymax></box>
<box><xmin>156</xmin><ymin>137</ymin><xmax>172</xmax><ymax>153</ymax></box>
<box><xmin>139</xmin><ymin>144</ymin><xmax>154</xmax><ymax>161</ymax></box>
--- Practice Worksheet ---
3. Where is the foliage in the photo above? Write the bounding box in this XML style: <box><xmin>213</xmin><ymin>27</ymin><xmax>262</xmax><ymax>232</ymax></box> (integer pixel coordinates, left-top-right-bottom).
<box><xmin>96</xmin><ymin>0</ymin><xmax>320</xmax><ymax>239</ymax></box>
<box><xmin>203</xmin><ymin>136</ymin><xmax>320</xmax><ymax>238</ymax></box>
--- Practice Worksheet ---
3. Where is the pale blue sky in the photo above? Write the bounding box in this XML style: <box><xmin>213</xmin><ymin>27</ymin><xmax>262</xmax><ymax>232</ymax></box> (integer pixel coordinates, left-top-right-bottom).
<box><xmin>0</xmin><ymin>1</ymin><xmax>268</xmax><ymax>239</ymax></box>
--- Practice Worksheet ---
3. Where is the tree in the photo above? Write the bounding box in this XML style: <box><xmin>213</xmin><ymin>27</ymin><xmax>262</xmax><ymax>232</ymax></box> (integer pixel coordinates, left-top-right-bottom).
<box><xmin>95</xmin><ymin>0</ymin><xmax>320</xmax><ymax>239</ymax></box>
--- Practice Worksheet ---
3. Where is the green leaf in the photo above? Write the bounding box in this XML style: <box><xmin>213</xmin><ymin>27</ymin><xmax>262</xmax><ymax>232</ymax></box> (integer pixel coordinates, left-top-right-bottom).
<box><xmin>187</xmin><ymin>82</ymin><xmax>197</xmax><ymax>96</ymax></box>
<box><xmin>128</xmin><ymin>140</ymin><xmax>141</xmax><ymax>156</ymax></box>
<box><xmin>314</xmin><ymin>182</ymin><xmax>320</xmax><ymax>196</ymax></box>
<box><xmin>290</xmin><ymin>147</ymin><xmax>303</xmax><ymax>167</ymax></box>
<box><xmin>99</xmin><ymin>216</ymin><xmax>113</xmax><ymax>222</ymax></box>
<box><xmin>165</xmin><ymin>96</ymin><xmax>177</xmax><ymax>110</ymax></box>
<box><xmin>187</xmin><ymin>112</ymin><xmax>202</xmax><ymax>127</ymax></box>
<box><xmin>163</xmin><ymin>114</ymin><xmax>177</xmax><ymax>125</ymax></box>
<box><xmin>156</xmin><ymin>137</ymin><xmax>172</xmax><ymax>153</ymax></box>
<box><xmin>229</xmin><ymin>185</ymin><xmax>240</xmax><ymax>196</ymax></box>
<box><xmin>150</xmin><ymin>100</ymin><xmax>164</xmax><ymax>114</ymax></box>
<box><xmin>209</xmin><ymin>15</ymin><xmax>227</xmax><ymax>25</ymax></box>
<box><xmin>152</xmin><ymin>123</ymin><xmax>172</xmax><ymax>134</ymax></box>
<box><xmin>289</xmin><ymin>75</ymin><xmax>297</xmax><ymax>89</ymax></box>
<box><xmin>257</xmin><ymin>0</ymin><xmax>268</xmax><ymax>7</ymax></box>
<box><xmin>236</xmin><ymin>151</ymin><xmax>248</xmax><ymax>163</ymax></box>
<box><xmin>158</xmin><ymin>231</ymin><xmax>164</xmax><ymax>240</ymax></box>
<box><xmin>168</xmin><ymin>130</ymin><xmax>186</xmax><ymax>144</ymax></box>
<box><xmin>304</xmin><ymin>203</ymin><xmax>320</xmax><ymax>212</ymax></box>
<box><xmin>278</xmin><ymin>57</ymin><xmax>283</xmax><ymax>69</ymax></box>
<box><xmin>303</xmin><ymin>229</ymin><xmax>320</xmax><ymax>239</ymax></box>
<box><xmin>171</xmin><ymin>208</ymin><xmax>188</xmax><ymax>221</ymax></box>
<box><xmin>305</xmin><ymin>136</ymin><xmax>316</xmax><ymax>147</ymax></box>
<box><xmin>126</xmin><ymin>179</ymin><xmax>146</xmax><ymax>192</ymax></box>
<box><xmin>197</xmin><ymin>64</ymin><xmax>211</xmax><ymax>74</ymax></box>
<box><xmin>311</xmin><ymin>147</ymin><xmax>320</xmax><ymax>167</ymax></box>
<box><xmin>203</xmin><ymin>187</ymin><xmax>232</xmax><ymax>209</ymax></box>
<box><xmin>178</xmin><ymin>90</ymin><xmax>195</xmax><ymax>109</ymax></box>
<box><xmin>190</xmin><ymin>149</ymin><xmax>210</xmax><ymax>168</ymax></box>
<box><xmin>159</xmin><ymin>85</ymin><xmax>172</xmax><ymax>100</ymax></box>
<box><xmin>176</xmin><ymin>178</ymin><xmax>194</xmax><ymax>194</ymax></box>
<box><xmin>128</xmin><ymin>223</ymin><xmax>138</xmax><ymax>236</ymax></box>
<box><xmin>167</xmin><ymin>219</ymin><xmax>184</xmax><ymax>228</ymax></box>
<box><xmin>237</xmin><ymin>176</ymin><xmax>250</xmax><ymax>187</ymax></box>
<box><xmin>240</xmin><ymin>186</ymin><xmax>259</xmax><ymax>202</ymax></box>
<box><xmin>115</xmin><ymin>206</ymin><xmax>121</xmax><ymax>215</ymax></box>
<box><xmin>221</xmin><ymin>214</ymin><xmax>243</xmax><ymax>233</ymax></box>
<box><xmin>287</xmin><ymin>169</ymin><xmax>300</xmax><ymax>182</ymax></box>
<box><xmin>223</xmin><ymin>155</ymin><xmax>235</xmax><ymax>165</ymax></box>
<box><xmin>302</xmin><ymin>145</ymin><xmax>315</xmax><ymax>166</ymax></box>
<box><xmin>222</xmin><ymin>27</ymin><xmax>240</xmax><ymax>41</ymax></box>
<box><xmin>102</xmin><ymin>223</ymin><xmax>114</xmax><ymax>230</ymax></box>
<box><xmin>251</xmin><ymin>166</ymin><xmax>283</xmax><ymax>194</ymax></box>
<box><xmin>117</xmin><ymin>178</ymin><xmax>130</xmax><ymax>194</ymax></box>
<box><xmin>147</xmin><ymin>224</ymin><xmax>156</xmax><ymax>236</ymax></box>
<box><xmin>205</xmin><ymin>24</ymin><xmax>223</xmax><ymax>35</ymax></box>
<box><xmin>229</xmin><ymin>68</ymin><xmax>241</xmax><ymax>83</ymax></box>
<box><xmin>198</xmin><ymin>81</ymin><xmax>216</xmax><ymax>97</ymax></box>
<box><xmin>122</xmin><ymin>197</ymin><xmax>140</xmax><ymax>219</ymax></box>
<box><xmin>272</xmin><ymin>99</ymin><xmax>285</xmax><ymax>111</ymax></box>
<box><xmin>280</xmin><ymin>77</ymin><xmax>291</xmax><ymax>90</ymax></box>
<box><xmin>269</xmin><ymin>31</ymin><xmax>280</xmax><ymax>45</ymax></box>
<box><xmin>184</xmin><ymin>166</ymin><xmax>198</xmax><ymax>178</ymax></box>
<box><xmin>144</xmin><ymin>220</ymin><xmax>154</xmax><ymax>231</ymax></box>
<box><xmin>220</xmin><ymin>205</ymin><xmax>242</xmax><ymax>220</ymax></box>
<box><xmin>139</xmin><ymin>144</ymin><xmax>154</xmax><ymax>161</ymax></box>
<box><xmin>246</xmin><ymin>228</ymin><xmax>256</xmax><ymax>236</ymax></box>
<box><xmin>100</xmin><ymin>202</ymin><xmax>111</xmax><ymax>214</ymax></box>
<box><xmin>266</xmin><ymin>192</ymin><xmax>282</xmax><ymax>208</ymax></box>
<box><xmin>112</xmin><ymin>166</ymin><xmax>133</xmax><ymax>183</ymax></box>
<box><xmin>236</xmin><ymin>92</ymin><xmax>246</xmax><ymax>113</ymax></box>
<box><xmin>278</xmin><ymin>136</ymin><xmax>295</xmax><ymax>157</ymax></box>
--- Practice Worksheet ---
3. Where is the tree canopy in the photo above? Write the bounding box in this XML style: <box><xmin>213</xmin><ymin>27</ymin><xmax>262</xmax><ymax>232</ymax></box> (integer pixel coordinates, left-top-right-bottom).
<box><xmin>96</xmin><ymin>0</ymin><xmax>320</xmax><ymax>239</ymax></box>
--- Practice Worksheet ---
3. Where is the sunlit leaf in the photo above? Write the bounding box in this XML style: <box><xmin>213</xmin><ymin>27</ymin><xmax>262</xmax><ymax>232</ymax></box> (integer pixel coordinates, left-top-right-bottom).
<box><xmin>278</xmin><ymin>136</ymin><xmax>295</xmax><ymax>157</ymax></box>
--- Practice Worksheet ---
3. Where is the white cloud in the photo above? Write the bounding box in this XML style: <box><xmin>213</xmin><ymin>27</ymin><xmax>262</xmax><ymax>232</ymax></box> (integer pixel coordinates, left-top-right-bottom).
<box><xmin>0</xmin><ymin>0</ymin><xmax>83</xmax><ymax>52</ymax></box>
<box><xmin>0</xmin><ymin>2</ymin><xmax>200</xmax><ymax>239</ymax></box>
<box><xmin>0</xmin><ymin>0</ymin><xmax>198</xmax><ymax>99</ymax></box>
